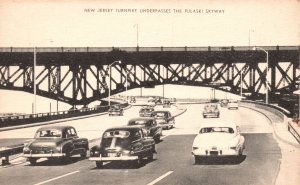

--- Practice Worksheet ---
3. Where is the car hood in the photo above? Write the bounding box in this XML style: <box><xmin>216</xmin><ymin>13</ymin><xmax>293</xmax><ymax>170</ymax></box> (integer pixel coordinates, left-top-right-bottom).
<box><xmin>27</xmin><ymin>138</ymin><xmax>65</xmax><ymax>148</ymax></box>
<box><xmin>193</xmin><ymin>133</ymin><xmax>236</xmax><ymax>148</ymax></box>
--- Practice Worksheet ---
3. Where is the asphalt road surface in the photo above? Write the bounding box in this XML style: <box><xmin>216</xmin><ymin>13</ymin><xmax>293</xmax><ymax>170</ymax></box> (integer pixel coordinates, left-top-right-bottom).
<box><xmin>0</xmin><ymin>104</ymin><xmax>282</xmax><ymax>185</ymax></box>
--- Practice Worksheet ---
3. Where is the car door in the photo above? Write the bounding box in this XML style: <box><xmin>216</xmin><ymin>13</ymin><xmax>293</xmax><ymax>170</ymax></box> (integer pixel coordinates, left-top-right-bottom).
<box><xmin>131</xmin><ymin>130</ymin><xmax>144</xmax><ymax>156</ymax></box>
<box><xmin>67</xmin><ymin>127</ymin><xmax>82</xmax><ymax>154</ymax></box>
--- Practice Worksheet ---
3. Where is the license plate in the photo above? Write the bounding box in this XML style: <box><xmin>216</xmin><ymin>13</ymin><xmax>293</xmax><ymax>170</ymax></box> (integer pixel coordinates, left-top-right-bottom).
<box><xmin>108</xmin><ymin>153</ymin><xmax>116</xmax><ymax>157</ymax></box>
<box><xmin>210</xmin><ymin>151</ymin><xmax>218</xmax><ymax>155</ymax></box>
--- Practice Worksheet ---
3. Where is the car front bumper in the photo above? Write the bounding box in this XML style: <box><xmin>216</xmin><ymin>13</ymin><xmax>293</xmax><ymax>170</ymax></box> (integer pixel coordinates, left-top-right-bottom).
<box><xmin>203</xmin><ymin>112</ymin><xmax>219</xmax><ymax>117</ymax></box>
<box><xmin>23</xmin><ymin>153</ymin><xmax>66</xmax><ymax>158</ymax></box>
<box><xmin>89</xmin><ymin>156</ymin><xmax>138</xmax><ymax>162</ymax></box>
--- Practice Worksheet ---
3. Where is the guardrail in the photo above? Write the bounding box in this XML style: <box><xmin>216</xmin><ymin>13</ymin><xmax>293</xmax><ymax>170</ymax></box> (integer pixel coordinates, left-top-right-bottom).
<box><xmin>0</xmin><ymin>101</ymin><xmax>128</xmax><ymax>128</ymax></box>
<box><xmin>240</xmin><ymin>100</ymin><xmax>299</xmax><ymax>144</ymax></box>
<box><xmin>0</xmin><ymin>144</ymin><xmax>24</xmax><ymax>165</ymax></box>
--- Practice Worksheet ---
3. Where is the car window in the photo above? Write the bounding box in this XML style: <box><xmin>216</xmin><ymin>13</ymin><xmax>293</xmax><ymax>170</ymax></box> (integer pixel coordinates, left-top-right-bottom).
<box><xmin>70</xmin><ymin>128</ymin><xmax>77</xmax><ymax>137</ymax></box>
<box><xmin>36</xmin><ymin>129</ymin><xmax>62</xmax><ymax>138</ymax></box>
<box><xmin>200</xmin><ymin>127</ymin><xmax>235</xmax><ymax>134</ymax></box>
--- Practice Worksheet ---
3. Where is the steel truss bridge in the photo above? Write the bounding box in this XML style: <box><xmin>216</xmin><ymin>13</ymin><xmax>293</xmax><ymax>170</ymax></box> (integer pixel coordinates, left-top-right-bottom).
<box><xmin>0</xmin><ymin>46</ymin><xmax>299</xmax><ymax>106</ymax></box>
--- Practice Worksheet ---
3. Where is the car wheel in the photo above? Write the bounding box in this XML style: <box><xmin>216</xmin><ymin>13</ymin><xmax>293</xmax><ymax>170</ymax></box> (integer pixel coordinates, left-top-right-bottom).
<box><xmin>194</xmin><ymin>156</ymin><xmax>200</xmax><ymax>164</ymax></box>
<box><xmin>28</xmin><ymin>158</ymin><xmax>37</xmax><ymax>165</ymax></box>
<box><xmin>148</xmin><ymin>151</ymin><xmax>154</xmax><ymax>161</ymax></box>
<box><xmin>80</xmin><ymin>149</ymin><xmax>87</xmax><ymax>159</ymax></box>
<box><xmin>135</xmin><ymin>156</ymin><xmax>142</xmax><ymax>168</ymax></box>
<box><xmin>238</xmin><ymin>148</ymin><xmax>243</xmax><ymax>156</ymax></box>
<box><xmin>96</xmin><ymin>161</ymin><xmax>103</xmax><ymax>169</ymax></box>
<box><xmin>154</xmin><ymin>135</ymin><xmax>160</xmax><ymax>143</ymax></box>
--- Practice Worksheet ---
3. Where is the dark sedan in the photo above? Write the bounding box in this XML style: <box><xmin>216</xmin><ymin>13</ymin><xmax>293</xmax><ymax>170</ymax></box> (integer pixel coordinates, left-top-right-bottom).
<box><xmin>23</xmin><ymin>125</ymin><xmax>89</xmax><ymax>165</ymax></box>
<box><xmin>108</xmin><ymin>105</ymin><xmax>124</xmax><ymax>116</ymax></box>
<box><xmin>139</xmin><ymin>106</ymin><xmax>154</xmax><ymax>117</ymax></box>
<box><xmin>151</xmin><ymin>110</ymin><xmax>175</xmax><ymax>129</ymax></box>
<box><xmin>89</xmin><ymin>126</ymin><xmax>156</xmax><ymax>168</ymax></box>
<box><xmin>127</xmin><ymin>117</ymin><xmax>162</xmax><ymax>143</ymax></box>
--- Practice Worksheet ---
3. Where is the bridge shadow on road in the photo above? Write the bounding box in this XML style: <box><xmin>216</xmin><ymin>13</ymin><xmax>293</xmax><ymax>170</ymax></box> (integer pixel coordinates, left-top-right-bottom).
<box><xmin>195</xmin><ymin>155</ymin><xmax>246</xmax><ymax>165</ymax></box>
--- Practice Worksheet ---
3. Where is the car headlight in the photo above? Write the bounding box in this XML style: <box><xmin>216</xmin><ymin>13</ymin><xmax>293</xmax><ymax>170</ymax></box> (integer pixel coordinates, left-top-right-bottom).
<box><xmin>23</xmin><ymin>146</ymin><xmax>30</xmax><ymax>152</ymax></box>
<box><xmin>56</xmin><ymin>146</ymin><xmax>62</xmax><ymax>152</ymax></box>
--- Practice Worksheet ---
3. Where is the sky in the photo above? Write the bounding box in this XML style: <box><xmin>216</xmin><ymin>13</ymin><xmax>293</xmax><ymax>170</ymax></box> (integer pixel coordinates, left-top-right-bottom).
<box><xmin>0</xmin><ymin>0</ymin><xmax>299</xmax><ymax>113</ymax></box>
<box><xmin>0</xmin><ymin>0</ymin><xmax>299</xmax><ymax>47</ymax></box>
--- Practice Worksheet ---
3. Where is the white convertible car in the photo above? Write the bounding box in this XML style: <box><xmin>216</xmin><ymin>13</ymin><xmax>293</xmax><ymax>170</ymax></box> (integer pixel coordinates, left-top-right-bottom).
<box><xmin>192</xmin><ymin>122</ymin><xmax>245</xmax><ymax>163</ymax></box>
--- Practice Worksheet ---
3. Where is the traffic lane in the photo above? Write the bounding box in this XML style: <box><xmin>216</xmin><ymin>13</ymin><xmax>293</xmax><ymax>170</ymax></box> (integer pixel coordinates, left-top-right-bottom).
<box><xmin>155</xmin><ymin>134</ymin><xmax>281</xmax><ymax>185</ymax></box>
<box><xmin>27</xmin><ymin>133</ymin><xmax>282</xmax><ymax>185</ymax></box>
<box><xmin>162</xmin><ymin>104</ymin><xmax>273</xmax><ymax>136</ymax></box>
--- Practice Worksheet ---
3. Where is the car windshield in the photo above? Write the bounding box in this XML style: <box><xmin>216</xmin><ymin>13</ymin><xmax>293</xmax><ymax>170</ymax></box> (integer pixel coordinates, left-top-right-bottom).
<box><xmin>101</xmin><ymin>137</ymin><xmax>132</xmax><ymax>149</ymax></box>
<box><xmin>199</xmin><ymin>127</ymin><xmax>234</xmax><ymax>134</ymax></box>
<box><xmin>35</xmin><ymin>129</ymin><xmax>62</xmax><ymax>138</ymax></box>
<box><xmin>103</xmin><ymin>130</ymin><xmax>130</xmax><ymax>138</ymax></box>
<box><xmin>128</xmin><ymin>120</ymin><xmax>151</xmax><ymax>126</ymax></box>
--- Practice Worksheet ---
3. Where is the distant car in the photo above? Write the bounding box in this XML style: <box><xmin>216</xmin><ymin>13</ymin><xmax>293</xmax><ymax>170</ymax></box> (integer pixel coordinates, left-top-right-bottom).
<box><xmin>127</xmin><ymin>117</ymin><xmax>162</xmax><ymax>143</ymax></box>
<box><xmin>151</xmin><ymin>110</ymin><xmax>175</xmax><ymax>129</ymax></box>
<box><xmin>162</xmin><ymin>100</ymin><xmax>171</xmax><ymax>108</ymax></box>
<box><xmin>89</xmin><ymin>126</ymin><xmax>156</xmax><ymax>168</ymax></box>
<box><xmin>130</xmin><ymin>97</ymin><xmax>136</xmax><ymax>103</ymax></box>
<box><xmin>228</xmin><ymin>100</ymin><xmax>239</xmax><ymax>109</ymax></box>
<box><xmin>108</xmin><ymin>105</ymin><xmax>124</xmax><ymax>116</ymax></box>
<box><xmin>203</xmin><ymin>104</ymin><xmax>220</xmax><ymax>118</ymax></box>
<box><xmin>139</xmin><ymin>106</ymin><xmax>155</xmax><ymax>117</ymax></box>
<box><xmin>220</xmin><ymin>99</ymin><xmax>229</xmax><ymax>107</ymax></box>
<box><xmin>23</xmin><ymin>126</ymin><xmax>89</xmax><ymax>165</ymax></box>
<box><xmin>191</xmin><ymin>122</ymin><xmax>245</xmax><ymax>163</ymax></box>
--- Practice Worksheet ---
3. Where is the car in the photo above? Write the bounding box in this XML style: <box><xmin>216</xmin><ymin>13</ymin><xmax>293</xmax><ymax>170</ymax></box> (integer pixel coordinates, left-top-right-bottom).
<box><xmin>139</xmin><ymin>106</ymin><xmax>154</xmax><ymax>117</ymax></box>
<box><xmin>108</xmin><ymin>105</ymin><xmax>124</xmax><ymax>116</ymax></box>
<box><xmin>127</xmin><ymin>117</ymin><xmax>162</xmax><ymax>143</ymax></box>
<box><xmin>130</xmin><ymin>97</ymin><xmax>136</xmax><ymax>103</ymax></box>
<box><xmin>89</xmin><ymin>126</ymin><xmax>156</xmax><ymax>168</ymax></box>
<box><xmin>23</xmin><ymin>125</ymin><xmax>89</xmax><ymax>165</ymax></box>
<box><xmin>162</xmin><ymin>99</ymin><xmax>171</xmax><ymax>108</ymax></box>
<box><xmin>203</xmin><ymin>104</ymin><xmax>220</xmax><ymax>118</ymax></box>
<box><xmin>228</xmin><ymin>100</ymin><xmax>239</xmax><ymax>109</ymax></box>
<box><xmin>191</xmin><ymin>122</ymin><xmax>245</xmax><ymax>163</ymax></box>
<box><xmin>220</xmin><ymin>99</ymin><xmax>229</xmax><ymax>107</ymax></box>
<box><xmin>151</xmin><ymin>110</ymin><xmax>175</xmax><ymax>129</ymax></box>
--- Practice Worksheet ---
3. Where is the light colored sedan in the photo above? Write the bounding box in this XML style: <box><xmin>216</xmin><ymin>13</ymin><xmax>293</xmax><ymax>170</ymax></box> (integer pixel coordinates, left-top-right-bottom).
<box><xmin>191</xmin><ymin>122</ymin><xmax>245</xmax><ymax>163</ymax></box>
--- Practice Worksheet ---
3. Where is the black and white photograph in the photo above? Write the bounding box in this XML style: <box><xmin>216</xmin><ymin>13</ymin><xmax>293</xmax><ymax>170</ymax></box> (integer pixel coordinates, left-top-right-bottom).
<box><xmin>0</xmin><ymin>0</ymin><xmax>299</xmax><ymax>184</ymax></box>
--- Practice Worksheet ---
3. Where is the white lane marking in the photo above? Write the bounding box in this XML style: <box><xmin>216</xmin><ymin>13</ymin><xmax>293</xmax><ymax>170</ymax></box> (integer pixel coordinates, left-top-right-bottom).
<box><xmin>33</xmin><ymin>170</ymin><xmax>80</xmax><ymax>185</ymax></box>
<box><xmin>147</xmin><ymin>171</ymin><xmax>174</xmax><ymax>185</ymax></box>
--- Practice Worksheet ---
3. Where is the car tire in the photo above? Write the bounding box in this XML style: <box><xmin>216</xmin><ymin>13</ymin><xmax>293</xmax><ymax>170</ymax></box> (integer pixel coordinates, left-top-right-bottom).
<box><xmin>147</xmin><ymin>152</ymin><xmax>154</xmax><ymax>161</ymax></box>
<box><xmin>135</xmin><ymin>156</ymin><xmax>142</xmax><ymax>168</ymax></box>
<box><xmin>154</xmin><ymin>135</ymin><xmax>160</xmax><ymax>143</ymax></box>
<box><xmin>194</xmin><ymin>156</ymin><xmax>200</xmax><ymax>164</ymax></box>
<box><xmin>80</xmin><ymin>149</ymin><xmax>87</xmax><ymax>159</ymax></box>
<box><xmin>96</xmin><ymin>161</ymin><xmax>103</xmax><ymax>169</ymax></box>
<box><xmin>28</xmin><ymin>158</ymin><xmax>37</xmax><ymax>165</ymax></box>
<box><xmin>238</xmin><ymin>148</ymin><xmax>243</xmax><ymax>156</ymax></box>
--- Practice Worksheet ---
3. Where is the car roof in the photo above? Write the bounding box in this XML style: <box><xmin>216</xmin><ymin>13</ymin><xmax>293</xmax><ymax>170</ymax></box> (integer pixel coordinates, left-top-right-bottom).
<box><xmin>200</xmin><ymin>122</ymin><xmax>238</xmax><ymax>129</ymax></box>
<box><xmin>104</xmin><ymin>126</ymin><xmax>142</xmax><ymax>132</ymax></box>
<box><xmin>36</xmin><ymin>125</ymin><xmax>72</xmax><ymax>132</ymax></box>
<box><xmin>128</xmin><ymin>117</ymin><xmax>155</xmax><ymax>122</ymax></box>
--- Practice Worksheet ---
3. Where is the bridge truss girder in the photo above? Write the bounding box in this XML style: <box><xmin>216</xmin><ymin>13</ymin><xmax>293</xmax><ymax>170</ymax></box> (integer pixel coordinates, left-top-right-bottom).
<box><xmin>0</xmin><ymin>47</ymin><xmax>299</xmax><ymax>105</ymax></box>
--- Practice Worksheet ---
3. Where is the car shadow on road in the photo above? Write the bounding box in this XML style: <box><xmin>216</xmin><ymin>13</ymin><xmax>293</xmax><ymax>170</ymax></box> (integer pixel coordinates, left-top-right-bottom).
<box><xmin>26</xmin><ymin>156</ymin><xmax>86</xmax><ymax>166</ymax></box>
<box><xmin>91</xmin><ymin>159</ymin><xmax>157</xmax><ymax>170</ymax></box>
<box><xmin>195</xmin><ymin>155</ymin><xmax>246</xmax><ymax>165</ymax></box>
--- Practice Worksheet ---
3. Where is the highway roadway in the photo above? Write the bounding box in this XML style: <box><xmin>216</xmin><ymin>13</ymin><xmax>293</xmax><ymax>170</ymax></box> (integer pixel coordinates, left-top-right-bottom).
<box><xmin>0</xmin><ymin>104</ymin><xmax>284</xmax><ymax>185</ymax></box>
